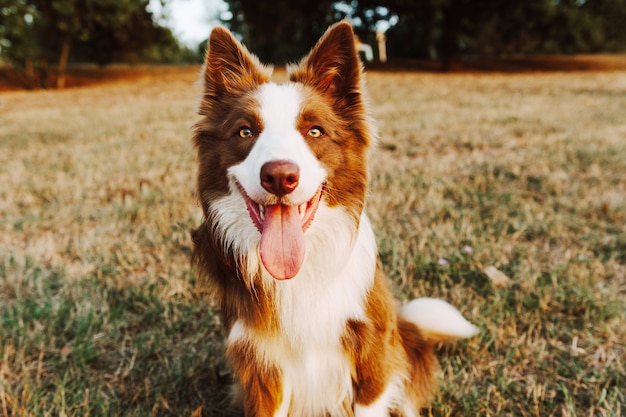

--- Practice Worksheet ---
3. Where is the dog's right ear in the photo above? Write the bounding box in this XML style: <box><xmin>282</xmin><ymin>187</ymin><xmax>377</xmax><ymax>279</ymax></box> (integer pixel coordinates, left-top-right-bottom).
<box><xmin>200</xmin><ymin>27</ymin><xmax>271</xmax><ymax>113</ymax></box>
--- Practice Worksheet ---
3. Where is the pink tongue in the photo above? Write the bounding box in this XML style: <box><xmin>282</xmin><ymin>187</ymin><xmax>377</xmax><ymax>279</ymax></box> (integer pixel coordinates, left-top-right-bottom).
<box><xmin>259</xmin><ymin>204</ymin><xmax>305</xmax><ymax>280</ymax></box>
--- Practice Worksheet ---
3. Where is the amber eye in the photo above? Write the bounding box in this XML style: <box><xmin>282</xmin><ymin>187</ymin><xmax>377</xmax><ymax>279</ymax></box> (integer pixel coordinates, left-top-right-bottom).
<box><xmin>308</xmin><ymin>126</ymin><xmax>324</xmax><ymax>138</ymax></box>
<box><xmin>239</xmin><ymin>127</ymin><xmax>253</xmax><ymax>138</ymax></box>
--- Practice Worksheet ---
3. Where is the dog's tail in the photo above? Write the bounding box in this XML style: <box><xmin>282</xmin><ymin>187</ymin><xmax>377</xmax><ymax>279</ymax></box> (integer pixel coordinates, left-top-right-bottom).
<box><xmin>395</xmin><ymin>298</ymin><xmax>478</xmax><ymax>409</ymax></box>
<box><xmin>400</xmin><ymin>297</ymin><xmax>479</xmax><ymax>344</ymax></box>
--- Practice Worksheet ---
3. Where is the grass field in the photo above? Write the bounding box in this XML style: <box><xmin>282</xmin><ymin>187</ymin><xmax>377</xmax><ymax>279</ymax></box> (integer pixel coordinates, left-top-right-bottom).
<box><xmin>1</xmin><ymin>66</ymin><xmax>625</xmax><ymax>416</ymax></box>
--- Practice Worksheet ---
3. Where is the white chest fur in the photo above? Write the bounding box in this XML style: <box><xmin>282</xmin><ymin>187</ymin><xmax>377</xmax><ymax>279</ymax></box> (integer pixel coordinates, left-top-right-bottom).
<box><xmin>228</xmin><ymin>209</ymin><xmax>378</xmax><ymax>416</ymax></box>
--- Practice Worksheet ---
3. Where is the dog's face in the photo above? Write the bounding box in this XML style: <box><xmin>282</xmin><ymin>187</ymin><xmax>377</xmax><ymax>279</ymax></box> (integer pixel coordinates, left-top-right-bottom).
<box><xmin>194</xmin><ymin>22</ymin><xmax>373</xmax><ymax>281</ymax></box>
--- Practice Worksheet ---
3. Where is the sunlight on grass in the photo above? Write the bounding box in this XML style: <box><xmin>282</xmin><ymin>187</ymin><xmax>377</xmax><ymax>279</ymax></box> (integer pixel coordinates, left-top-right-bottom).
<box><xmin>1</xmin><ymin>68</ymin><xmax>624</xmax><ymax>415</ymax></box>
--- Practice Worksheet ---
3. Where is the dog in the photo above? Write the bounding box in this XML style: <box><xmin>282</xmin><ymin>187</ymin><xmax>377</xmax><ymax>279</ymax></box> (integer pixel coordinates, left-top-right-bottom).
<box><xmin>191</xmin><ymin>21</ymin><xmax>478</xmax><ymax>417</ymax></box>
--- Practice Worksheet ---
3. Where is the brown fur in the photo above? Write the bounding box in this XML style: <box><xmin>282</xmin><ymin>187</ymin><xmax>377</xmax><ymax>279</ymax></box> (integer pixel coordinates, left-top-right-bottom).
<box><xmin>192</xmin><ymin>22</ymin><xmax>445</xmax><ymax>416</ymax></box>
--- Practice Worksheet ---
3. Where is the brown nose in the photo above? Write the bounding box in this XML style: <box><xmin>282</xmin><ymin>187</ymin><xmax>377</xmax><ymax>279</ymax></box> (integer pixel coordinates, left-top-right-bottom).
<box><xmin>260</xmin><ymin>160</ymin><xmax>300</xmax><ymax>196</ymax></box>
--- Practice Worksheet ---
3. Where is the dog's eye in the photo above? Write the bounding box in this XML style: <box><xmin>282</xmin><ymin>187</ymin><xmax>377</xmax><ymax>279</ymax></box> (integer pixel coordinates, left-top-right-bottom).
<box><xmin>238</xmin><ymin>127</ymin><xmax>254</xmax><ymax>138</ymax></box>
<box><xmin>307</xmin><ymin>127</ymin><xmax>324</xmax><ymax>138</ymax></box>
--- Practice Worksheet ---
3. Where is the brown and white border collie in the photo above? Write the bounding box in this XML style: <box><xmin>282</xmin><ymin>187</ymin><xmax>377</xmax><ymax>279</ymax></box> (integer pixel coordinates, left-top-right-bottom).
<box><xmin>191</xmin><ymin>21</ymin><xmax>478</xmax><ymax>417</ymax></box>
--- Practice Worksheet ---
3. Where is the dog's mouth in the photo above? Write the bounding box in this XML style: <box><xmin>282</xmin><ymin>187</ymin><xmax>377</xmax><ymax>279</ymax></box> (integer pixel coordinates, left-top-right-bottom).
<box><xmin>240</xmin><ymin>184</ymin><xmax>324</xmax><ymax>280</ymax></box>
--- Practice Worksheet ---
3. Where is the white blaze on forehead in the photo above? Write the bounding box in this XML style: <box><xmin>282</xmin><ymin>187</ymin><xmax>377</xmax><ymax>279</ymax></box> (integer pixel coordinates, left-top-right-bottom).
<box><xmin>257</xmin><ymin>83</ymin><xmax>302</xmax><ymax>133</ymax></box>
<box><xmin>228</xmin><ymin>82</ymin><xmax>327</xmax><ymax>204</ymax></box>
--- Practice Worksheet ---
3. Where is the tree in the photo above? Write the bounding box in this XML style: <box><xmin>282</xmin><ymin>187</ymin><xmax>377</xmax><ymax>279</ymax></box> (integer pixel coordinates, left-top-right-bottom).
<box><xmin>345</xmin><ymin>0</ymin><xmax>626</xmax><ymax>70</ymax></box>
<box><xmin>72</xmin><ymin>0</ymin><xmax>193</xmax><ymax>65</ymax></box>
<box><xmin>0</xmin><ymin>0</ymin><xmax>190</xmax><ymax>89</ymax></box>
<box><xmin>0</xmin><ymin>0</ymin><xmax>40</xmax><ymax>85</ymax></box>
<box><xmin>585</xmin><ymin>0</ymin><xmax>626</xmax><ymax>52</ymax></box>
<box><xmin>223</xmin><ymin>0</ymin><xmax>338</xmax><ymax>62</ymax></box>
<box><xmin>34</xmin><ymin>0</ymin><xmax>94</xmax><ymax>88</ymax></box>
<box><xmin>216</xmin><ymin>0</ymin><xmax>626</xmax><ymax>66</ymax></box>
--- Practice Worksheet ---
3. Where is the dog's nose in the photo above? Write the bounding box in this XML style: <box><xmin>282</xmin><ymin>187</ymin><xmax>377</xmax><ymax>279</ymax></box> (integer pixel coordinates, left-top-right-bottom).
<box><xmin>260</xmin><ymin>160</ymin><xmax>299</xmax><ymax>196</ymax></box>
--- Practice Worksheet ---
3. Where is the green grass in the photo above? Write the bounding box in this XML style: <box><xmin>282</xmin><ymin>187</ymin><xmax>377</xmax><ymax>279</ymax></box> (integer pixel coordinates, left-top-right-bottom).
<box><xmin>1</xmin><ymin>68</ymin><xmax>625</xmax><ymax>416</ymax></box>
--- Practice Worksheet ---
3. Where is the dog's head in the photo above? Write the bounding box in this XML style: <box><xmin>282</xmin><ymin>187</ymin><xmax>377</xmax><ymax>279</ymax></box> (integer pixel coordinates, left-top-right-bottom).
<box><xmin>193</xmin><ymin>22</ymin><xmax>373</xmax><ymax>281</ymax></box>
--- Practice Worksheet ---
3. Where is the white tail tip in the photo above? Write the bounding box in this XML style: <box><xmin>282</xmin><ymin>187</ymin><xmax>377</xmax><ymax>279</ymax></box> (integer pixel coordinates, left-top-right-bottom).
<box><xmin>400</xmin><ymin>298</ymin><xmax>479</xmax><ymax>342</ymax></box>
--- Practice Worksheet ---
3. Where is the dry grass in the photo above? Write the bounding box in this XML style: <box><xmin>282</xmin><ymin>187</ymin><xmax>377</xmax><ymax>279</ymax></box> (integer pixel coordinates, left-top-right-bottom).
<box><xmin>0</xmin><ymin>66</ymin><xmax>624</xmax><ymax>416</ymax></box>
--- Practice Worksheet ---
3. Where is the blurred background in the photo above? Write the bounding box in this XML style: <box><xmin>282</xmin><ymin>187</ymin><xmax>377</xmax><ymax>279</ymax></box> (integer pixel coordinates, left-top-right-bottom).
<box><xmin>1</xmin><ymin>0</ymin><xmax>626</xmax><ymax>88</ymax></box>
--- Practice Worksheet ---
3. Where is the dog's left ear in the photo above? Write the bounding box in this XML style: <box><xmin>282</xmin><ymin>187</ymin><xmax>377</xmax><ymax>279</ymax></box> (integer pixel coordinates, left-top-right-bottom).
<box><xmin>289</xmin><ymin>21</ymin><xmax>363</xmax><ymax>109</ymax></box>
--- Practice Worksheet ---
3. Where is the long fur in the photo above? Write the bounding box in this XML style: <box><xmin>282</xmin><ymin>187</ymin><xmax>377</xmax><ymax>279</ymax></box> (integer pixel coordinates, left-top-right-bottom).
<box><xmin>191</xmin><ymin>22</ymin><xmax>477</xmax><ymax>417</ymax></box>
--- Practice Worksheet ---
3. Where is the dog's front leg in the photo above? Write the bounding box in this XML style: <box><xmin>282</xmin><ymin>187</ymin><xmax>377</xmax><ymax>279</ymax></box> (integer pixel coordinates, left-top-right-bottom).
<box><xmin>350</xmin><ymin>342</ymin><xmax>398</xmax><ymax>417</ymax></box>
<box><xmin>238</xmin><ymin>371</ymin><xmax>287</xmax><ymax>417</ymax></box>
<box><xmin>228</xmin><ymin>341</ymin><xmax>287</xmax><ymax>417</ymax></box>
<box><xmin>348</xmin><ymin>273</ymin><xmax>407</xmax><ymax>417</ymax></box>
<box><xmin>353</xmin><ymin>380</ymin><xmax>396</xmax><ymax>417</ymax></box>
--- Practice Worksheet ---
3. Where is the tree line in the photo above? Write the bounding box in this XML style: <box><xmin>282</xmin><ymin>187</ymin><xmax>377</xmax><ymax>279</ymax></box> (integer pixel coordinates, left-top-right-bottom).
<box><xmin>224</xmin><ymin>0</ymin><xmax>626</xmax><ymax>70</ymax></box>
<box><xmin>2</xmin><ymin>0</ymin><xmax>625</xmax><ymax>89</ymax></box>
<box><xmin>0</xmin><ymin>0</ymin><xmax>198</xmax><ymax>88</ymax></box>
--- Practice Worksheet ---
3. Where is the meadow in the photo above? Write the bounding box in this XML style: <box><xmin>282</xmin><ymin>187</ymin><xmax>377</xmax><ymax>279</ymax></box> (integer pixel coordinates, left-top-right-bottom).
<box><xmin>0</xmin><ymin>66</ymin><xmax>624</xmax><ymax>416</ymax></box>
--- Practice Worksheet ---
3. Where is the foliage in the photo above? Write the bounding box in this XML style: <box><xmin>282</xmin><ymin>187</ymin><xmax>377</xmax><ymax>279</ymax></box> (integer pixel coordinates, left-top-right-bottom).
<box><xmin>0</xmin><ymin>0</ymin><xmax>199</xmax><ymax>88</ymax></box>
<box><xmin>0</xmin><ymin>1</ymin><xmax>39</xmax><ymax>76</ymax></box>
<box><xmin>350</xmin><ymin>0</ymin><xmax>626</xmax><ymax>67</ymax></box>
<box><xmin>223</xmin><ymin>0</ymin><xmax>339</xmax><ymax>62</ymax></box>
<box><xmin>218</xmin><ymin>0</ymin><xmax>626</xmax><ymax>68</ymax></box>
